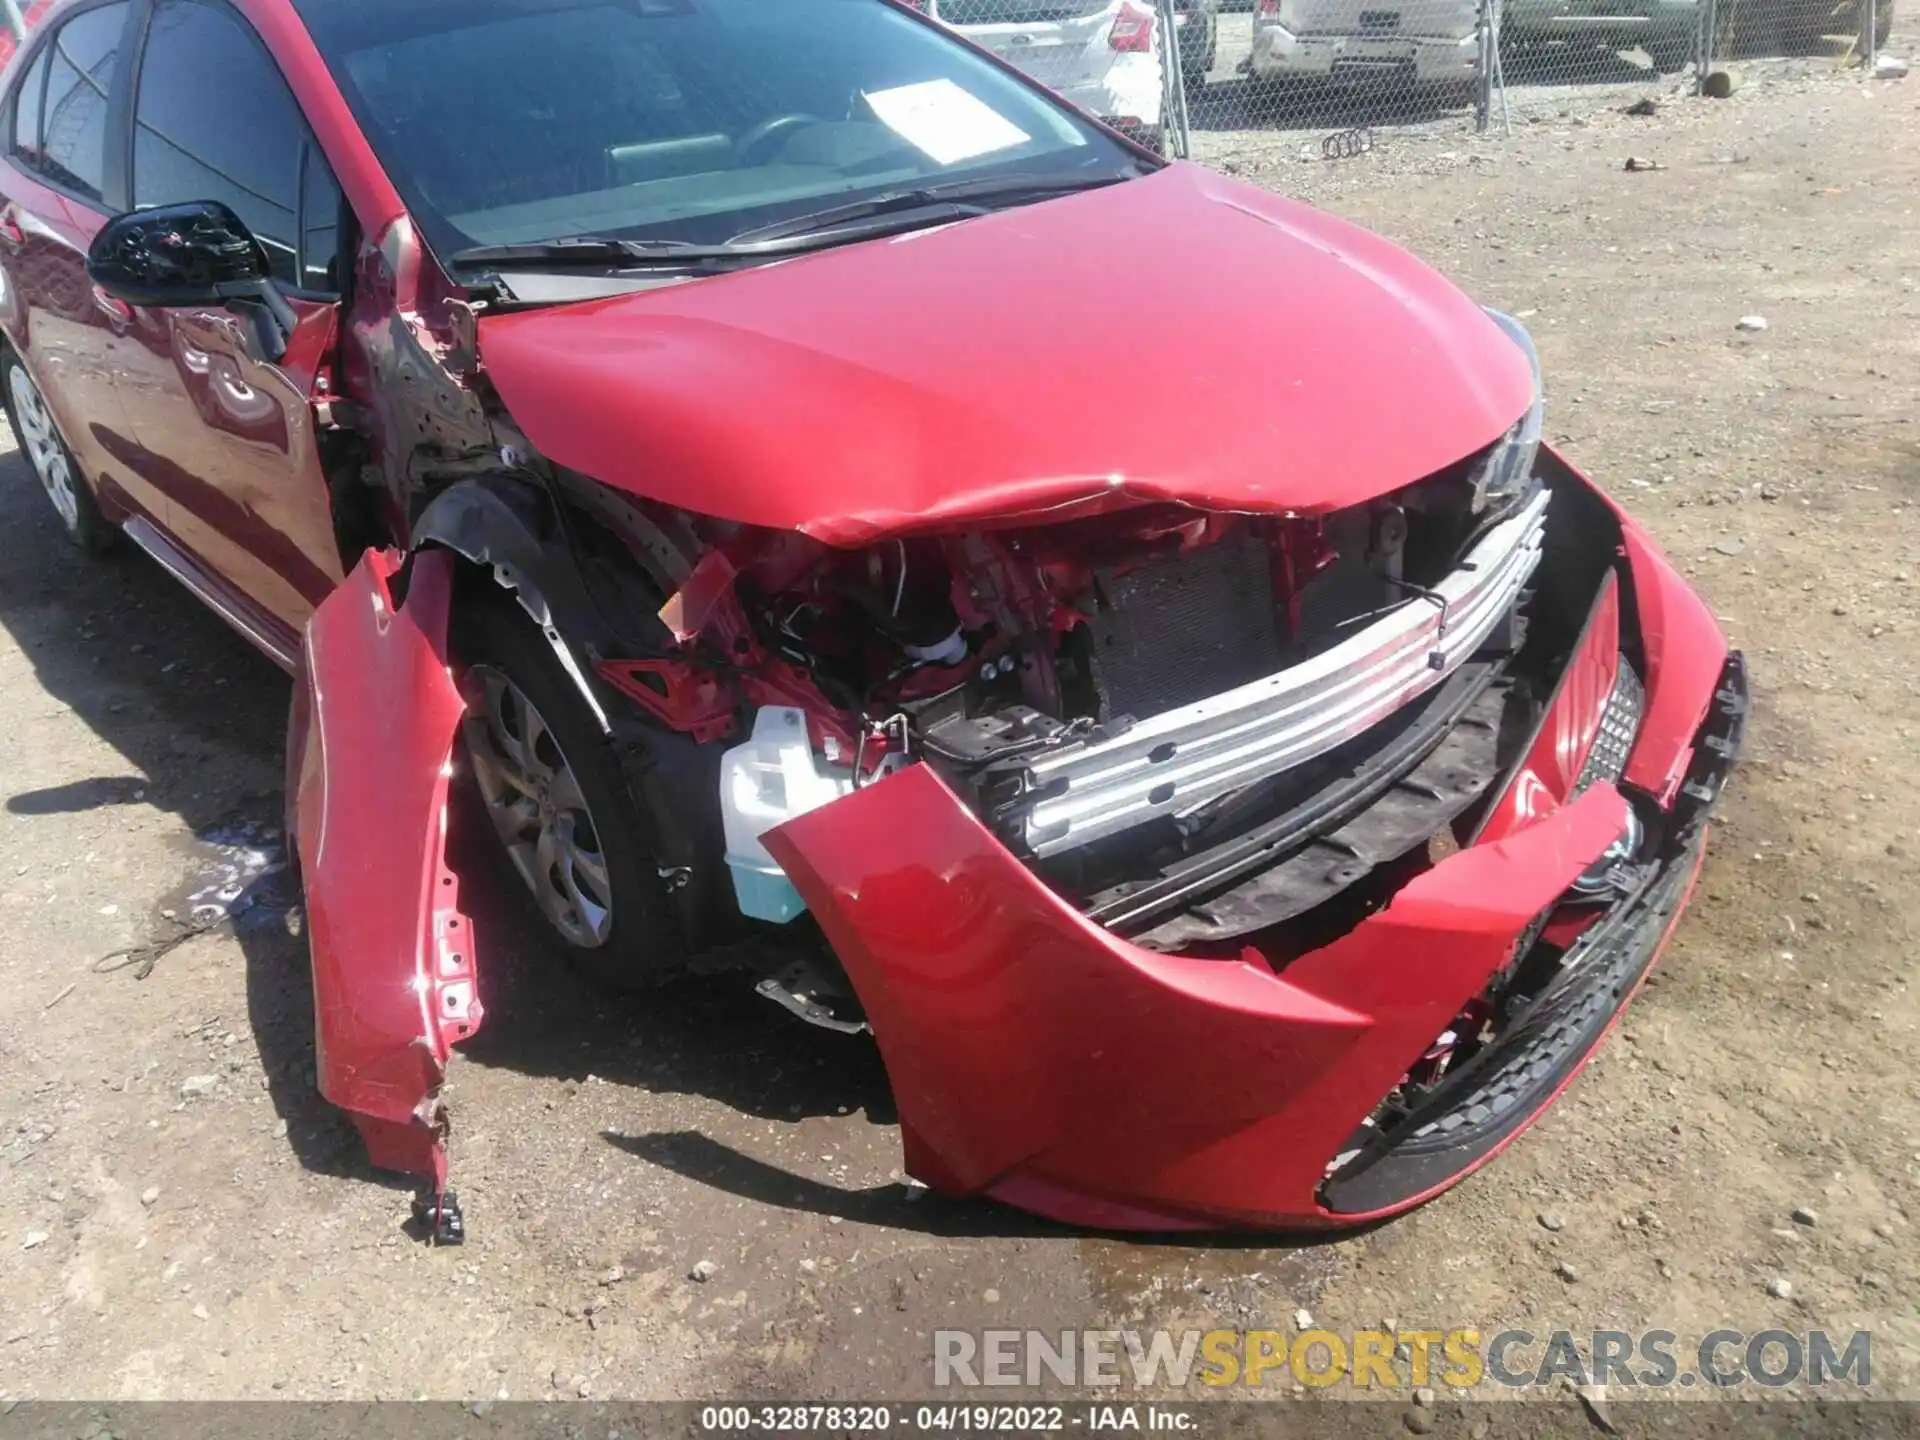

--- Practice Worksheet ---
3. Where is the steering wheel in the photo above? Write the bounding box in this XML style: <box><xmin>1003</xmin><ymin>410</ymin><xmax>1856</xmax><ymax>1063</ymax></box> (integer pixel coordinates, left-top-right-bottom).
<box><xmin>734</xmin><ymin>113</ymin><xmax>821</xmax><ymax>165</ymax></box>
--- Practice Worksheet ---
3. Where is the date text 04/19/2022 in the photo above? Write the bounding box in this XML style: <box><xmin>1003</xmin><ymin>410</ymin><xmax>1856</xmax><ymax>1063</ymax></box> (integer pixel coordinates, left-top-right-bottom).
<box><xmin>696</xmin><ymin>1404</ymin><xmax>1196</xmax><ymax>1432</ymax></box>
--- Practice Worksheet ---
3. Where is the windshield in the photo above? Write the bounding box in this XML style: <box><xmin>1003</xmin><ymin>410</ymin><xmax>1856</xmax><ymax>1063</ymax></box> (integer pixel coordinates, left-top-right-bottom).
<box><xmin>290</xmin><ymin>0</ymin><xmax>1141</xmax><ymax>264</ymax></box>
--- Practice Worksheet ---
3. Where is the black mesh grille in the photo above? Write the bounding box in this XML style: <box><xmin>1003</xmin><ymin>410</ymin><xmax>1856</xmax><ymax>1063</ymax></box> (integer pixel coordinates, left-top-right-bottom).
<box><xmin>1086</xmin><ymin>535</ymin><xmax>1285</xmax><ymax>722</ymax></box>
<box><xmin>1576</xmin><ymin>662</ymin><xmax>1644</xmax><ymax>791</ymax></box>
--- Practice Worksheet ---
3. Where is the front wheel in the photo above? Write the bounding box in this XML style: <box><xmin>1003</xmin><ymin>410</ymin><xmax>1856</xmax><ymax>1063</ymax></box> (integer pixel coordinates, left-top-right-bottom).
<box><xmin>452</xmin><ymin>587</ymin><xmax>696</xmax><ymax>991</ymax></box>
<box><xmin>1</xmin><ymin>349</ymin><xmax>115</xmax><ymax>552</ymax></box>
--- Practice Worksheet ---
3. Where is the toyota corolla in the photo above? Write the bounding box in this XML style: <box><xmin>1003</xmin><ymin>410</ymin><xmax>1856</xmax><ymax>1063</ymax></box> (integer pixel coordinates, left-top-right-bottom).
<box><xmin>0</xmin><ymin>0</ymin><xmax>1743</xmax><ymax>1240</ymax></box>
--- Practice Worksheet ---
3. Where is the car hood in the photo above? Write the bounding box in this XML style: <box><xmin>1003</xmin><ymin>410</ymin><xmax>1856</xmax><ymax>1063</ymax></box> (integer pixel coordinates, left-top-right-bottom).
<box><xmin>477</xmin><ymin>164</ymin><xmax>1535</xmax><ymax>546</ymax></box>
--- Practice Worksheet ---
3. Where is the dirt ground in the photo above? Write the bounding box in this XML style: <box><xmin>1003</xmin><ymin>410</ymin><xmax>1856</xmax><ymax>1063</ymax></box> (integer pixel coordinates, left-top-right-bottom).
<box><xmin>1</xmin><ymin>45</ymin><xmax>1917</xmax><ymax>1424</ymax></box>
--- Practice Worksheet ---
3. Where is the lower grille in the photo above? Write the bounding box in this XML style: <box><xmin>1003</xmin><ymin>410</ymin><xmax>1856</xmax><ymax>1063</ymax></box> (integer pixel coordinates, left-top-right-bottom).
<box><xmin>1575</xmin><ymin>662</ymin><xmax>1643</xmax><ymax>791</ymax></box>
<box><xmin>1317</xmin><ymin>650</ymin><xmax>1748</xmax><ymax>1215</ymax></box>
<box><xmin>1319</xmin><ymin>837</ymin><xmax>1697</xmax><ymax>1213</ymax></box>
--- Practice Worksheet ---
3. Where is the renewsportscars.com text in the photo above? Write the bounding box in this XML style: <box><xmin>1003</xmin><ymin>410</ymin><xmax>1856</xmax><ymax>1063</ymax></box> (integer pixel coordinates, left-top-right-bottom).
<box><xmin>933</xmin><ymin>1328</ymin><xmax>1872</xmax><ymax>1391</ymax></box>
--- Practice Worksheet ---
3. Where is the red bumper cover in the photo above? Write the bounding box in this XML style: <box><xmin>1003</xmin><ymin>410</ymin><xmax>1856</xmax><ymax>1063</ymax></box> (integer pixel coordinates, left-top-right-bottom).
<box><xmin>764</xmin><ymin>486</ymin><xmax>1740</xmax><ymax>1230</ymax></box>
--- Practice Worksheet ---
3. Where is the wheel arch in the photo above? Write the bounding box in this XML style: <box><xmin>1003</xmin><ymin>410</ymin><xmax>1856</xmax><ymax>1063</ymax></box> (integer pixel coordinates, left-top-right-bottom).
<box><xmin>410</xmin><ymin>472</ymin><xmax>617</xmax><ymax>735</ymax></box>
<box><xmin>409</xmin><ymin>471</ymin><xmax>739</xmax><ymax>957</ymax></box>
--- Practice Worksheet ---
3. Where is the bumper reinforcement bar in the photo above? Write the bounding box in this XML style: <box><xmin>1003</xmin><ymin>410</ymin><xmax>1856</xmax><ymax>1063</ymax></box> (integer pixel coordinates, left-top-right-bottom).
<box><xmin>1013</xmin><ymin>490</ymin><xmax>1550</xmax><ymax>857</ymax></box>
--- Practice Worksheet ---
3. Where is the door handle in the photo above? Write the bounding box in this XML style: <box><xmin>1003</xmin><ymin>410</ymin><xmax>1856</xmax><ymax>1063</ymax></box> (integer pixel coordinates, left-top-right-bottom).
<box><xmin>0</xmin><ymin>208</ymin><xmax>24</xmax><ymax>250</ymax></box>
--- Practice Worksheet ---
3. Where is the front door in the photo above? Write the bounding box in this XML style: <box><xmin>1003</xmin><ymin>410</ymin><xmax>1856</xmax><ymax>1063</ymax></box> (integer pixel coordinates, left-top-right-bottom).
<box><xmin>109</xmin><ymin>0</ymin><xmax>347</xmax><ymax>642</ymax></box>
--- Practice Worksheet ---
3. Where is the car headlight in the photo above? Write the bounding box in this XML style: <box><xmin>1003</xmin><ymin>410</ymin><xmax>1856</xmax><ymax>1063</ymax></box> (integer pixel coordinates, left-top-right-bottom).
<box><xmin>1470</xmin><ymin>309</ymin><xmax>1545</xmax><ymax>512</ymax></box>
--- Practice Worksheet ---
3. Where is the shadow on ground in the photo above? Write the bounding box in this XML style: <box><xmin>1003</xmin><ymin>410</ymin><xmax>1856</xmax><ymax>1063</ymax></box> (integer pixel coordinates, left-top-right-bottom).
<box><xmin>1186</xmin><ymin>74</ymin><xmax>1471</xmax><ymax>134</ymax></box>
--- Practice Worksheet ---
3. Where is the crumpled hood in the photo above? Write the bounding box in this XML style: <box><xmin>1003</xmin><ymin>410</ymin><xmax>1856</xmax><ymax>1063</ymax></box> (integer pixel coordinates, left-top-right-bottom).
<box><xmin>477</xmin><ymin>164</ymin><xmax>1535</xmax><ymax>546</ymax></box>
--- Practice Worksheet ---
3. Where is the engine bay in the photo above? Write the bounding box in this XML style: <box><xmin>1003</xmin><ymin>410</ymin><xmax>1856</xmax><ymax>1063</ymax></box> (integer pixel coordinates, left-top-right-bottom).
<box><xmin>591</xmin><ymin>457</ymin><xmax>1555</xmax><ymax>951</ymax></box>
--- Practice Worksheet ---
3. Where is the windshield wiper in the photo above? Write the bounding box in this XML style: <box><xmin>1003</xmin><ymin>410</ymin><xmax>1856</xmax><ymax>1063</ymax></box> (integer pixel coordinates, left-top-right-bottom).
<box><xmin>448</xmin><ymin>237</ymin><xmax>748</xmax><ymax>270</ymax></box>
<box><xmin>449</xmin><ymin>171</ymin><xmax>1138</xmax><ymax>274</ymax></box>
<box><xmin>723</xmin><ymin>170</ymin><xmax>1136</xmax><ymax>247</ymax></box>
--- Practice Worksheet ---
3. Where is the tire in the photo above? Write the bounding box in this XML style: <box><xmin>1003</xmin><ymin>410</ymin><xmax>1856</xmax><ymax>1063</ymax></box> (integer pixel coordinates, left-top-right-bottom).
<box><xmin>1181</xmin><ymin>16</ymin><xmax>1219</xmax><ymax>89</ymax></box>
<box><xmin>1760</xmin><ymin>0</ymin><xmax>1837</xmax><ymax>48</ymax></box>
<box><xmin>1</xmin><ymin>348</ymin><xmax>116</xmax><ymax>553</ymax></box>
<box><xmin>451</xmin><ymin>585</ymin><xmax>700</xmax><ymax>991</ymax></box>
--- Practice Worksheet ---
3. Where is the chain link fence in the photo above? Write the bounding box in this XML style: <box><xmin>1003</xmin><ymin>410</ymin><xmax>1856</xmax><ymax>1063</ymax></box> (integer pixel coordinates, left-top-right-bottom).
<box><xmin>916</xmin><ymin>0</ymin><xmax>1897</xmax><ymax>159</ymax></box>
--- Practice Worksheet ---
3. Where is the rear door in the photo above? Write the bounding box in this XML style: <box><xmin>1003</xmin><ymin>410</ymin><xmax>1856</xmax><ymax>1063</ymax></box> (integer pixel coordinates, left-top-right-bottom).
<box><xmin>108</xmin><ymin>0</ymin><xmax>346</xmax><ymax>643</ymax></box>
<box><xmin>0</xmin><ymin>2</ymin><xmax>155</xmax><ymax>522</ymax></box>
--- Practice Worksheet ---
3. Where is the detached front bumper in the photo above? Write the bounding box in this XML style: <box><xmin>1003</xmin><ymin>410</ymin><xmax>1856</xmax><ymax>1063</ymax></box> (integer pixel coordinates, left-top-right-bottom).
<box><xmin>766</xmin><ymin>459</ymin><xmax>1744</xmax><ymax>1230</ymax></box>
<box><xmin>1252</xmin><ymin>20</ymin><xmax>1479</xmax><ymax>82</ymax></box>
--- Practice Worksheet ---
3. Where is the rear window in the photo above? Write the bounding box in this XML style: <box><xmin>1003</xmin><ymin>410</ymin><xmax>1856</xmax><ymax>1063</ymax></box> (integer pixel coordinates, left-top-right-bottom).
<box><xmin>9</xmin><ymin>45</ymin><xmax>52</xmax><ymax>172</ymax></box>
<box><xmin>12</xmin><ymin>3</ymin><xmax>130</xmax><ymax>202</ymax></box>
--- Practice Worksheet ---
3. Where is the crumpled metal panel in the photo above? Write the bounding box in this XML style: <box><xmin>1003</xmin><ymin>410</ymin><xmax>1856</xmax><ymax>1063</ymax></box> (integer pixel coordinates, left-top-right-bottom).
<box><xmin>475</xmin><ymin>165</ymin><xmax>1536</xmax><ymax>546</ymax></box>
<box><xmin>291</xmin><ymin>547</ymin><xmax>483</xmax><ymax>1190</ymax></box>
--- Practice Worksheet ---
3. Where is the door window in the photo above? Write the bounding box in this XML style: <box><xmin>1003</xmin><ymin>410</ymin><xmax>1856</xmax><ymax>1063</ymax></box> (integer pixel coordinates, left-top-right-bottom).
<box><xmin>11</xmin><ymin>4</ymin><xmax>130</xmax><ymax>203</ymax></box>
<box><xmin>297</xmin><ymin>140</ymin><xmax>342</xmax><ymax>293</ymax></box>
<box><xmin>134</xmin><ymin>0</ymin><xmax>340</xmax><ymax>291</ymax></box>
<box><xmin>8</xmin><ymin>45</ymin><xmax>52</xmax><ymax>174</ymax></box>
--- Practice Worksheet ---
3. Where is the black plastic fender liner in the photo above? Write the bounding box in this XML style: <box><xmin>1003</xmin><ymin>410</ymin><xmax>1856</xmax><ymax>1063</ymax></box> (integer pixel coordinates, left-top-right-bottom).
<box><xmin>411</xmin><ymin>473</ymin><xmax>616</xmax><ymax>733</ymax></box>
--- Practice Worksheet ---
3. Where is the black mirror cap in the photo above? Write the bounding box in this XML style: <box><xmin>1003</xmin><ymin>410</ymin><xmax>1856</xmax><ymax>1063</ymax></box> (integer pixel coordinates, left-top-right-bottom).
<box><xmin>86</xmin><ymin>201</ymin><xmax>270</xmax><ymax>309</ymax></box>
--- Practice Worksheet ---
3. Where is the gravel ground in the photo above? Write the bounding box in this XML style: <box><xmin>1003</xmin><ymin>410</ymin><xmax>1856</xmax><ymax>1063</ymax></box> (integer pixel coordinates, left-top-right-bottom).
<box><xmin>0</xmin><ymin>41</ymin><xmax>1917</xmax><ymax>1422</ymax></box>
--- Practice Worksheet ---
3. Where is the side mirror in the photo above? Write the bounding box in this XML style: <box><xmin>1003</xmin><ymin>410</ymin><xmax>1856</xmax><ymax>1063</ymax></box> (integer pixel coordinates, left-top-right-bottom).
<box><xmin>86</xmin><ymin>200</ymin><xmax>298</xmax><ymax>360</ymax></box>
<box><xmin>88</xmin><ymin>200</ymin><xmax>268</xmax><ymax>305</ymax></box>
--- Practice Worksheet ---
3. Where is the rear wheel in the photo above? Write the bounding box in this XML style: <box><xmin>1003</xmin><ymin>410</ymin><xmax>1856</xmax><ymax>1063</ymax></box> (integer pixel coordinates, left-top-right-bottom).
<box><xmin>1181</xmin><ymin>13</ymin><xmax>1219</xmax><ymax>88</ymax></box>
<box><xmin>453</xmin><ymin>587</ymin><xmax>692</xmax><ymax>990</ymax></box>
<box><xmin>1</xmin><ymin>349</ymin><xmax>115</xmax><ymax>553</ymax></box>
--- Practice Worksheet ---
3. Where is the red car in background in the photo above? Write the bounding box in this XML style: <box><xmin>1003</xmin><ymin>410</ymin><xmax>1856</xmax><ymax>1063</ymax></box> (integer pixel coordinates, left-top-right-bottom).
<box><xmin>0</xmin><ymin>0</ymin><xmax>1743</xmax><ymax>1241</ymax></box>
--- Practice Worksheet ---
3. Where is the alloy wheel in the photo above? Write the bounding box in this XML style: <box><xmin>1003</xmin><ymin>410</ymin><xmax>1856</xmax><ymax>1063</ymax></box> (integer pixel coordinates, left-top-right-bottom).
<box><xmin>463</xmin><ymin>664</ymin><xmax>615</xmax><ymax>948</ymax></box>
<box><xmin>9</xmin><ymin>364</ymin><xmax>80</xmax><ymax>534</ymax></box>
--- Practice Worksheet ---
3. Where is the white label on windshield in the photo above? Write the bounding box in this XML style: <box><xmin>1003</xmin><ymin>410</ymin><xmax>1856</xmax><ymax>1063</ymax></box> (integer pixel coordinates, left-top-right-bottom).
<box><xmin>863</xmin><ymin>79</ymin><xmax>1031</xmax><ymax>166</ymax></box>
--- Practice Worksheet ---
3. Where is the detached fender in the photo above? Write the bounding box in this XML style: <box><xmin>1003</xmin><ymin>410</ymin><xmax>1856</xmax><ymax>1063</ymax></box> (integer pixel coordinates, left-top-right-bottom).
<box><xmin>290</xmin><ymin>547</ymin><xmax>482</xmax><ymax>1190</ymax></box>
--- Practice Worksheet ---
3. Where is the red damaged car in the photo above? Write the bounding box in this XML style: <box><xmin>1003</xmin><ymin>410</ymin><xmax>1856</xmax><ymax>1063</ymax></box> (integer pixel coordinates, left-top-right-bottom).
<box><xmin>1</xmin><ymin>0</ymin><xmax>1743</xmax><ymax>1239</ymax></box>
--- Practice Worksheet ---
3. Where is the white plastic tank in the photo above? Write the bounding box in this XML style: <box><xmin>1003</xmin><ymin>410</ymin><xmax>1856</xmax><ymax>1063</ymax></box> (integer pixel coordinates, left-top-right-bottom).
<box><xmin>719</xmin><ymin>706</ymin><xmax>897</xmax><ymax>923</ymax></box>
